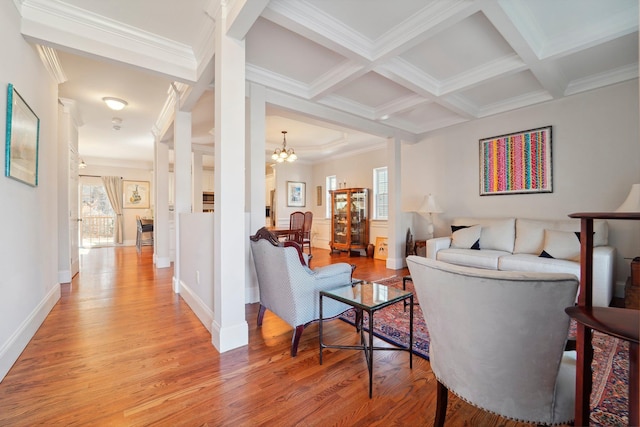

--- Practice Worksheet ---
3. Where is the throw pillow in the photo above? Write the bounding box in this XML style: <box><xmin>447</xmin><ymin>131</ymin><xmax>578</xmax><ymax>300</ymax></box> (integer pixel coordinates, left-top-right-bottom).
<box><xmin>451</xmin><ymin>225</ymin><xmax>481</xmax><ymax>250</ymax></box>
<box><xmin>539</xmin><ymin>229</ymin><xmax>581</xmax><ymax>261</ymax></box>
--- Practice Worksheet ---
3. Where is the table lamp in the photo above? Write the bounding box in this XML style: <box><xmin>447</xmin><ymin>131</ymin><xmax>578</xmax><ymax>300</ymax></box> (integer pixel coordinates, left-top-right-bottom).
<box><xmin>615</xmin><ymin>183</ymin><xmax>640</xmax><ymax>212</ymax></box>
<box><xmin>418</xmin><ymin>194</ymin><xmax>442</xmax><ymax>239</ymax></box>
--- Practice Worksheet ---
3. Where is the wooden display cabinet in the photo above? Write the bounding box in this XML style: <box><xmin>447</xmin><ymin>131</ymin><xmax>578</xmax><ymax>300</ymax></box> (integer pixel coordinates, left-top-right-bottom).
<box><xmin>329</xmin><ymin>188</ymin><xmax>369</xmax><ymax>255</ymax></box>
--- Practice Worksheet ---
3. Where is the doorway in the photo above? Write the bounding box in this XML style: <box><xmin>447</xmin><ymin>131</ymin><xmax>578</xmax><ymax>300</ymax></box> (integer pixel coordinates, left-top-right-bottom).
<box><xmin>80</xmin><ymin>177</ymin><xmax>116</xmax><ymax>247</ymax></box>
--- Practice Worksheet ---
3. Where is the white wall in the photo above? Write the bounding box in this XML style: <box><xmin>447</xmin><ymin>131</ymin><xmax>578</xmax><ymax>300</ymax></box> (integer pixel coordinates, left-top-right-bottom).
<box><xmin>311</xmin><ymin>148</ymin><xmax>389</xmax><ymax>249</ymax></box>
<box><xmin>179</xmin><ymin>213</ymin><xmax>215</xmax><ymax>332</ymax></box>
<box><xmin>0</xmin><ymin>2</ymin><xmax>61</xmax><ymax>381</ymax></box>
<box><xmin>79</xmin><ymin>163</ymin><xmax>154</xmax><ymax>245</ymax></box>
<box><xmin>271</xmin><ymin>161</ymin><xmax>313</xmax><ymax>229</ymax></box>
<box><xmin>402</xmin><ymin>79</ymin><xmax>640</xmax><ymax>293</ymax></box>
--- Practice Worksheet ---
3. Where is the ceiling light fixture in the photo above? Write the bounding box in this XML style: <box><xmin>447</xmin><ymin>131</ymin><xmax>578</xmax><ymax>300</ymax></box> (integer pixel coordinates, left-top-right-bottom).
<box><xmin>271</xmin><ymin>130</ymin><xmax>297</xmax><ymax>163</ymax></box>
<box><xmin>102</xmin><ymin>97</ymin><xmax>128</xmax><ymax>111</ymax></box>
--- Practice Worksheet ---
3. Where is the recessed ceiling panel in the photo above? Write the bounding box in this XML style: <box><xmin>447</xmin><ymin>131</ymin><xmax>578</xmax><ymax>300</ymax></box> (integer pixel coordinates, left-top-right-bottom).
<box><xmin>394</xmin><ymin>102</ymin><xmax>466</xmax><ymax>129</ymax></box>
<box><xmin>310</xmin><ymin>0</ymin><xmax>431</xmax><ymax>41</ymax></box>
<box><xmin>332</xmin><ymin>71</ymin><xmax>415</xmax><ymax>108</ymax></box>
<box><xmin>247</xmin><ymin>18</ymin><xmax>346</xmax><ymax>84</ymax></box>
<box><xmin>458</xmin><ymin>70</ymin><xmax>544</xmax><ymax>107</ymax></box>
<box><xmin>557</xmin><ymin>33</ymin><xmax>639</xmax><ymax>82</ymax></box>
<box><xmin>401</xmin><ymin>12</ymin><xmax>516</xmax><ymax>81</ymax></box>
<box><xmin>510</xmin><ymin>0</ymin><xmax>637</xmax><ymax>43</ymax></box>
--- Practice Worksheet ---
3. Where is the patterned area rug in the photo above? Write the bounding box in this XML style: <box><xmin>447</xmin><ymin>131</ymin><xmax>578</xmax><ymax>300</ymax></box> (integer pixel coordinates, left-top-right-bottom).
<box><xmin>339</xmin><ymin>276</ymin><xmax>629</xmax><ymax>426</ymax></box>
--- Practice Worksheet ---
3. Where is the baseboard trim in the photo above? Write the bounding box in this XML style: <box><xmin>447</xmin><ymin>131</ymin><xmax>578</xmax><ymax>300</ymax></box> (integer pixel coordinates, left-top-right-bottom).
<box><xmin>154</xmin><ymin>255</ymin><xmax>171</xmax><ymax>269</ymax></box>
<box><xmin>211</xmin><ymin>319</ymin><xmax>248</xmax><ymax>353</ymax></box>
<box><xmin>0</xmin><ymin>283</ymin><xmax>60</xmax><ymax>382</ymax></box>
<box><xmin>179</xmin><ymin>280</ymin><xmax>213</xmax><ymax>334</ymax></box>
<box><xmin>58</xmin><ymin>270</ymin><xmax>71</xmax><ymax>284</ymax></box>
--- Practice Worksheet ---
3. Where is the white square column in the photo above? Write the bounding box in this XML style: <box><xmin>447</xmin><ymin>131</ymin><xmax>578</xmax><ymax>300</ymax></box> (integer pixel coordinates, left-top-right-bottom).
<box><xmin>211</xmin><ymin>2</ymin><xmax>249</xmax><ymax>352</ymax></box>
<box><xmin>153</xmin><ymin>138</ymin><xmax>171</xmax><ymax>268</ymax></box>
<box><xmin>386</xmin><ymin>136</ymin><xmax>404</xmax><ymax>270</ymax></box>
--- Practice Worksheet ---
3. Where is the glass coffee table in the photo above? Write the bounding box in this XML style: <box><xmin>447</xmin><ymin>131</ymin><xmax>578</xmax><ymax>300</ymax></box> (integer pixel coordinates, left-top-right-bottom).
<box><xmin>319</xmin><ymin>280</ymin><xmax>413</xmax><ymax>398</ymax></box>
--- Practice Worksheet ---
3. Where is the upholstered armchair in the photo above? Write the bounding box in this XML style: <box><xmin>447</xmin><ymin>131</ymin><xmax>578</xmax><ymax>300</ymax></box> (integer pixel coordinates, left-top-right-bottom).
<box><xmin>250</xmin><ymin>227</ymin><xmax>355</xmax><ymax>356</ymax></box>
<box><xmin>406</xmin><ymin>256</ymin><xmax>579</xmax><ymax>426</ymax></box>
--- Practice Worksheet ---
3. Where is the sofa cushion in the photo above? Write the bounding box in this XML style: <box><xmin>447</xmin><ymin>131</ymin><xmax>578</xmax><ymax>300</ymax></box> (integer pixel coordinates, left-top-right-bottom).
<box><xmin>514</xmin><ymin>218</ymin><xmax>608</xmax><ymax>254</ymax></box>
<box><xmin>453</xmin><ymin>217</ymin><xmax>515</xmax><ymax>253</ymax></box>
<box><xmin>539</xmin><ymin>230</ymin><xmax>581</xmax><ymax>261</ymax></box>
<box><xmin>436</xmin><ymin>248</ymin><xmax>509</xmax><ymax>270</ymax></box>
<box><xmin>499</xmin><ymin>253</ymin><xmax>580</xmax><ymax>279</ymax></box>
<box><xmin>450</xmin><ymin>225</ymin><xmax>481</xmax><ymax>249</ymax></box>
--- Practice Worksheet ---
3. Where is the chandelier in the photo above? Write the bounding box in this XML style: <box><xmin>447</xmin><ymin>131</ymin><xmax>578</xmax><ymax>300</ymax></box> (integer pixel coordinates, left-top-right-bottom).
<box><xmin>271</xmin><ymin>130</ymin><xmax>297</xmax><ymax>163</ymax></box>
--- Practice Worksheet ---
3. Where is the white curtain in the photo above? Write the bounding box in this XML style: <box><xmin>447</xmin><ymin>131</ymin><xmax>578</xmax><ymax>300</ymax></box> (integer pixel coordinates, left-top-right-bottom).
<box><xmin>102</xmin><ymin>176</ymin><xmax>124</xmax><ymax>244</ymax></box>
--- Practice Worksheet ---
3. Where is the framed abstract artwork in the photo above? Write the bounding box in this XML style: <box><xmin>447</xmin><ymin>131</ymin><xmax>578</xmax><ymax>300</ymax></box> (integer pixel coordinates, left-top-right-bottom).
<box><xmin>123</xmin><ymin>180</ymin><xmax>150</xmax><ymax>208</ymax></box>
<box><xmin>287</xmin><ymin>181</ymin><xmax>306</xmax><ymax>207</ymax></box>
<box><xmin>479</xmin><ymin>126</ymin><xmax>552</xmax><ymax>196</ymax></box>
<box><xmin>5</xmin><ymin>84</ymin><xmax>40</xmax><ymax>187</ymax></box>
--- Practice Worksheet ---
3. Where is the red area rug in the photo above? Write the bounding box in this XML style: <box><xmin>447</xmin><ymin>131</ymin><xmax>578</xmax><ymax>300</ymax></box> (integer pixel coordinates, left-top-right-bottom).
<box><xmin>339</xmin><ymin>276</ymin><xmax>629</xmax><ymax>426</ymax></box>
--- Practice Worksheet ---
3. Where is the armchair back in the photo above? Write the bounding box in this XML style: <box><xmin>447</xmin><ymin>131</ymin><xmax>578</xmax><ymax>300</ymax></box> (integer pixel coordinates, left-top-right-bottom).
<box><xmin>407</xmin><ymin>256</ymin><xmax>578</xmax><ymax>425</ymax></box>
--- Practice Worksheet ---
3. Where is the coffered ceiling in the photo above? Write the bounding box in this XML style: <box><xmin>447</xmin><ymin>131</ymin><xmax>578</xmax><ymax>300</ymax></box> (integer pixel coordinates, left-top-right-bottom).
<box><xmin>16</xmin><ymin>0</ymin><xmax>639</xmax><ymax>167</ymax></box>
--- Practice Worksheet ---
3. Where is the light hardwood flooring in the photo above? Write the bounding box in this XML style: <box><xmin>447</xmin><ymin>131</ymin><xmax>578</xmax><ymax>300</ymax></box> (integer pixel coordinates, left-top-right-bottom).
<box><xmin>0</xmin><ymin>245</ymin><xmax>555</xmax><ymax>426</ymax></box>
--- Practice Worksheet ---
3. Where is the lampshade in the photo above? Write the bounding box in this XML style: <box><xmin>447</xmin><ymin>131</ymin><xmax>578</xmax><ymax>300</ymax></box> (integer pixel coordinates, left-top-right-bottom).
<box><xmin>419</xmin><ymin>194</ymin><xmax>442</xmax><ymax>214</ymax></box>
<box><xmin>102</xmin><ymin>97</ymin><xmax>128</xmax><ymax>111</ymax></box>
<box><xmin>615</xmin><ymin>183</ymin><xmax>640</xmax><ymax>212</ymax></box>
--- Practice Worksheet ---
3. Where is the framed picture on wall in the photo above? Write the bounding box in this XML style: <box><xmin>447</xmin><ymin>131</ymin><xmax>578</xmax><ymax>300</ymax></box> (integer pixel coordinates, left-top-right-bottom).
<box><xmin>479</xmin><ymin>126</ymin><xmax>552</xmax><ymax>196</ymax></box>
<box><xmin>287</xmin><ymin>181</ymin><xmax>306</xmax><ymax>207</ymax></box>
<box><xmin>5</xmin><ymin>84</ymin><xmax>40</xmax><ymax>187</ymax></box>
<box><xmin>123</xmin><ymin>180</ymin><xmax>150</xmax><ymax>208</ymax></box>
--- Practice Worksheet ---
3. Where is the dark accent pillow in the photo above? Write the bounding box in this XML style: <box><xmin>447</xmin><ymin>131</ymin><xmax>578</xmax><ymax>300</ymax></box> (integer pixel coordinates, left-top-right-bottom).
<box><xmin>450</xmin><ymin>225</ymin><xmax>480</xmax><ymax>250</ymax></box>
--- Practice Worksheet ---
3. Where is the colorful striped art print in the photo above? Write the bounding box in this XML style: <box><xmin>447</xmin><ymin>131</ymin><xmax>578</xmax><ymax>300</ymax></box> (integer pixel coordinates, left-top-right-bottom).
<box><xmin>479</xmin><ymin>126</ymin><xmax>552</xmax><ymax>196</ymax></box>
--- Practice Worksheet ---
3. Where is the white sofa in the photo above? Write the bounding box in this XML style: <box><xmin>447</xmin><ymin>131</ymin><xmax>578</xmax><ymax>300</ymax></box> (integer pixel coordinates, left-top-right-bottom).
<box><xmin>426</xmin><ymin>217</ymin><xmax>615</xmax><ymax>307</ymax></box>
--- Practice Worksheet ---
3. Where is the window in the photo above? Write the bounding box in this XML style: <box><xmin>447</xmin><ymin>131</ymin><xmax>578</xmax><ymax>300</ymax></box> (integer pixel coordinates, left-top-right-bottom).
<box><xmin>373</xmin><ymin>167</ymin><xmax>388</xmax><ymax>220</ymax></box>
<box><xmin>325</xmin><ymin>175</ymin><xmax>336</xmax><ymax>217</ymax></box>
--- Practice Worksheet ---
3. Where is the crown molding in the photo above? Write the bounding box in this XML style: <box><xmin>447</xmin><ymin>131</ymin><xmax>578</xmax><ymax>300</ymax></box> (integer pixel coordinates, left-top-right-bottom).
<box><xmin>565</xmin><ymin>64</ymin><xmax>639</xmax><ymax>96</ymax></box>
<box><xmin>20</xmin><ymin>0</ymin><xmax>198</xmax><ymax>82</ymax></box>
<box><xmin>36</xmin><ymin>44</ymin><xmax>67</xmax><ymax>84</ymax></box>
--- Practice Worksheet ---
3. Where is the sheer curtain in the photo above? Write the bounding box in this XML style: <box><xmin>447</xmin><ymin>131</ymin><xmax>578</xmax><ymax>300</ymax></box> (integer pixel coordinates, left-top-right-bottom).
<box><xmin>102</xmin><ymin>176</ymin><xmax>124</xmax><ymax>244</ymax></box>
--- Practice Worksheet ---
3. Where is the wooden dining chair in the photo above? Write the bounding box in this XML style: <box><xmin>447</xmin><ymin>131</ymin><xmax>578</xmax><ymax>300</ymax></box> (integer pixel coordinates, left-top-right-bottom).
<box><xmin>288</xmin><ymin>211</ymin><xmax>305</xmax><ymax>245</ymax></box>
<box><xmin>302</xmin><ymin>211</ymin><xmax>313</xmax><ymax>254</ymax></box>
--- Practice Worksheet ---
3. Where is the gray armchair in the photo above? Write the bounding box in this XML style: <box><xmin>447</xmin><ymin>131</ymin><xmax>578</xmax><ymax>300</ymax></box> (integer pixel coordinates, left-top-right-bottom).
<box><xmin>406</xmin><ymin>256</ymin><xmax>579</xmax><ymax>426</ymax></box>
<box><xmin>250</xmin><ymin>227</ymin><xmax>355</xmax><ymax>356</ymax></box>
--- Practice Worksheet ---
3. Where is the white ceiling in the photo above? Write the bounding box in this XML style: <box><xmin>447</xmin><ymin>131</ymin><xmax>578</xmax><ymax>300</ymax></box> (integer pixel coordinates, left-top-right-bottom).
<box><xmin>16</xmin><ymin>0</ymin><xmax>639</xmax><ymax>168</ymax></box>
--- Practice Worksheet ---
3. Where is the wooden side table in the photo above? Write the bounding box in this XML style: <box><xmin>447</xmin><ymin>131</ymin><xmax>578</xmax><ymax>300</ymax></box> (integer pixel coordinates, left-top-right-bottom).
<box><xmin>414</xmin><ymin>240</ymin><xmax>427</xmax><ymax>257</ymax></box>
<box><xmin>626</xmin><ymin>276</ymin><xmax>640</xmax><ymax>309</ymax></box>
<box><xmin>568</xmin><ymin>212</ymin><xmax>640</xmax><ymax>426</ymax></box>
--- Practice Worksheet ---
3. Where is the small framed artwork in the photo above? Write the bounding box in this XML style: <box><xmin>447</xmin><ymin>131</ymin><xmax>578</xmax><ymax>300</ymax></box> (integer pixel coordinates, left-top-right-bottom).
<box><xmin>287</xmin><ymin>181</ymin><xmax>306</xmax><ymax>207</ymax></box>
<box><xmin>316</xmin><ymin>185</ymin><xmax>322</xmax><ymax>206</ymax></box>
<box><xmin>374</xmin><ymin>236</ymin><xmax>388</xmax><ymax>260</ymax></box>
<box><xmin>5</xmin><ymin>84</ymin><xmax>40</xmax><ymax>187</ymax></box>
<box><xmin>479</xmin><ymin>126</ymin><xmax>552</xmax><ymax>196</ymax></box>
<box><xmin>123</xmin><ymin>180</ymin><xmax>150</xmax><ymax>209</ymax></box>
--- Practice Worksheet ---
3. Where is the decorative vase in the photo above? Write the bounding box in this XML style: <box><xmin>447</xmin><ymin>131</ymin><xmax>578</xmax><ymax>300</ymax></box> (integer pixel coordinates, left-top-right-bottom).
<box><xmin>366</xmin><ymin>243</ymin><xmax>374</xmax><ymax>258</ymax></box>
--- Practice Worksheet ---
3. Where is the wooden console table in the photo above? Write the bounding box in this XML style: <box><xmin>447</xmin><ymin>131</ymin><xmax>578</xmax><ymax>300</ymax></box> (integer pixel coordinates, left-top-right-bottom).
<box><xmin>566</xmin><ymin>212</ymin><xmax>640</xmax><ymax>426</ymax></box>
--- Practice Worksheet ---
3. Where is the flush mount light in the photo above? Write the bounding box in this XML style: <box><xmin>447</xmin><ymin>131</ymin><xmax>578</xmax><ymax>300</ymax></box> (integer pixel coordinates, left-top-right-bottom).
<box><xmin>102</xmin><ymin>97</ymin><xmax>128</xmax><ymax>111</ymax></box>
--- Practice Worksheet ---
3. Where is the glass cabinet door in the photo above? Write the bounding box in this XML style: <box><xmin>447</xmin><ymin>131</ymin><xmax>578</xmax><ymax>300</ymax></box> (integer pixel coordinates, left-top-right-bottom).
<box><xmin>350</xmin><ymin>189</ymin><xmax>368</xmax><ymax>245</ymax></box>
<box><xmin>333</xmin><ymin>192</ymin><xmax>348</xmax><ymax>244</ymax></box>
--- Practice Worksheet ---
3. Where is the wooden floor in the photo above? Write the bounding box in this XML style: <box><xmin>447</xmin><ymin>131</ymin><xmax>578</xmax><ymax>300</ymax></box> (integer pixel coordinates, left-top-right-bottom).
<box><xmin>0</xmin><ymin>246</ymin><xmax>561</xmax><ymax>426</ymax></box>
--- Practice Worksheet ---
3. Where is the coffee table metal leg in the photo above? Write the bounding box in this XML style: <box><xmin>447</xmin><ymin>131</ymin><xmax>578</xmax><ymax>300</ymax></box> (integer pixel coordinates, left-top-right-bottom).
<box><xmin>319</xmin><ymin>294</ymin><xmax>324</xmax><ymax>365</ymax></box>
<box><xmin>409</xmin><ymin>294</ymin><xmax>413</xmax><ymax>368</ymax></box>
<box><xmin>369</xmin><ymin>309</ymin><xmax>374</xmax><ymax>398</ymax></box>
